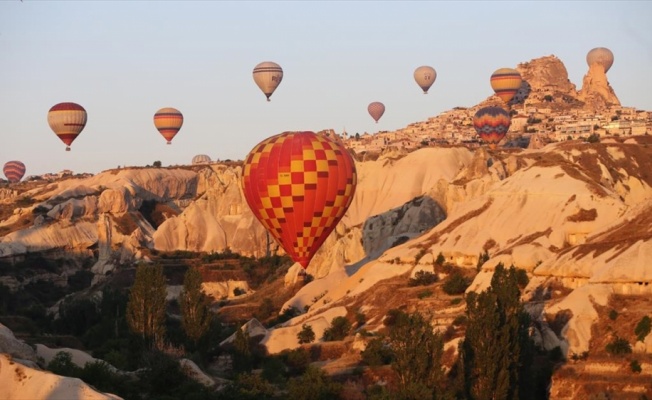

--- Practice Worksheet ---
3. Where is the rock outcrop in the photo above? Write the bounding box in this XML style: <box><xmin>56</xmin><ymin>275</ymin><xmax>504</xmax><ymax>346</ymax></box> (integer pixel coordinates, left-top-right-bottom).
<box><xmin>578</xmin><ymin>63</ymin><xmax>620</xmax><ymax>110</ymax></box>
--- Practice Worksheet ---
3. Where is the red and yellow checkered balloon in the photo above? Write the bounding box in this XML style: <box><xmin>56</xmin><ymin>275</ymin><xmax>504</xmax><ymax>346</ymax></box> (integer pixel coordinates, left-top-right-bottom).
<box><xmin>242</xmin><ymin>131</ymin><xmax>357</xmax><ymax>269</ymax></box>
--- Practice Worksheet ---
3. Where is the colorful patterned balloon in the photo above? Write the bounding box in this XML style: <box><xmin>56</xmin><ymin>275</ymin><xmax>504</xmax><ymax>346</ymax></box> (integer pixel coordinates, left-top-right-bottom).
<box><xmin>3</xmin><ymin>161</ymin><xmax>26</xmax><ymax>183</ymax></box>
<box><xmin>414</xmin><ymin>65</ymin><xmax>437</xmax><ymax>94</ymax></box>
<box><xmin>368</xmin><ymin>102</ymin><xmax>385</xmax><ymax>123</ymax></box>
<box><xmin>490</xmin><ymin>68</ymin><xmax>522</xmax><ymax>105</ymax></box>
<box><xmin>242</xmin><ymin>131</ymin><xmax>357</xmax><ymax>269</ymax></box>
<box><xmin>154</xmin><ymin>107</ymin><xmax>183</xmax><ymax>145</ymax></box>
<box><xmin>47</xmin><ymin>102</ymin><xmax>87</xmax><ymax>151</ymax></box>
<box><xmin>253</xmin><ymin>61</ymin><xmax>283</xmax><ymax>101</ymax></box>
<box><xmin>473</xmin><ymin>106</ymin><xmax>511</xmax><ymax>149</ymax></box>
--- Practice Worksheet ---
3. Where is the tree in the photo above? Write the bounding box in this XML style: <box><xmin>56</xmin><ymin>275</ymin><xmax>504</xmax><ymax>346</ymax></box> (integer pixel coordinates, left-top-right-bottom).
<box><xmin>126</xmin><ymin>263</ymin><xmax>167</xmax><ymax>344</ymax></box>
<box><xmin>460</xmin><ymin>264</ymin><xmax>533</xmax><ymax>400</ymax></box>
<box><xmin>297</xmin><ymin>324</ymin><xmax>315</xmax><ymax>344</ymax></box>
<box><xmin>179</xmin><ymin>267</ymin><xmax>212</xmax><ymax>345</ymax></box>
<box><xmin>389</xmin><ymin>310</ymin><xmax>445</xmax><ymax>398</ymax></box>
<box><xmin>153</xmin><ymin>160</ymin><xmax>162</xmax><ymax>168</ymax></box>
<box><xmin>232</xmin><ymin>327</ymin><xmax>253</xmax><ymax>373</ymax></box>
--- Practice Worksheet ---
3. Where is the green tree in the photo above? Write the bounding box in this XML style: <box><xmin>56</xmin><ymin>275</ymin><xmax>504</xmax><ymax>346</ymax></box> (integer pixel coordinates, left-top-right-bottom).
<box><xmin>153</xmin><ymin>160</ymin><xmax>162</xmax><ymax>168</ymax></box>
<box><xmin>179</xmin><ymin>267</ymin><xmax>212</xmax><ymax>345</ymax></box>
<box><xmin>460</xmin><ymin>264</ymin><xmax>533</xmax><ymax>400</ymax></box>
<box><xmin>297</xmin><ymin>324</ymin><xmax>315</xmax><ymax>344</ymax></box>
<box><xmin>126</xmin><ymin>263</ymin><xmax>167</xmax><ymax>343</ymax></box>
<box><xmin>323</xmin><ymin>316</ymin><xmax>352</xmax><ymax>341</ymax></box>
<box><xmin>389</xmin><ymin>310</ymin><xmax>445</xmax><ymax>399</ymax></box>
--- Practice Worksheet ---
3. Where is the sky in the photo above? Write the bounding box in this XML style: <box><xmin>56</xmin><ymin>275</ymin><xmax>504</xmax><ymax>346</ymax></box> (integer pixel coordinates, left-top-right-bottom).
<box><xmin>1</xmin><ymin>1</ymin><xmax>651</xmax><ymax>176</ymax></box>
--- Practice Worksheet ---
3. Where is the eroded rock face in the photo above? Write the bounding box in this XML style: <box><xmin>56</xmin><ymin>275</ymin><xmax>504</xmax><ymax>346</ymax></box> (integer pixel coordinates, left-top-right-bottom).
<box><xmin>362</xmin><ymin>196</ymin><xmax>446</xmax><ymax>260</ymax></box>
<box><xmin>578</xmin><ymin>63</ymin><xmax>621</xmax><ymax>110</ymax></box>
<box><xmin>0</xmin><ymin>323</ymin><xmax>38</xmax><ymax>363</ymax></box>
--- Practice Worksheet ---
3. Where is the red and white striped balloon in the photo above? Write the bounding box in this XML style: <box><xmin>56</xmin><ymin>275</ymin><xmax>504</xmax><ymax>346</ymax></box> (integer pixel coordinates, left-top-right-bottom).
<box><xmin>3</xmin><ymin>161</ymin><xmax>26</xmax><ymax>183</ymax></box>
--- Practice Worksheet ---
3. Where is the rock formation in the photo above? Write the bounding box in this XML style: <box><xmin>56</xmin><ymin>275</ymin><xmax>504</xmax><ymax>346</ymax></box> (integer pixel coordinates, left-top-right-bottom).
<box><xmin>578</xmin><ymin>63</ymin><xmax>621</xmax><ymax>110</ymax></box>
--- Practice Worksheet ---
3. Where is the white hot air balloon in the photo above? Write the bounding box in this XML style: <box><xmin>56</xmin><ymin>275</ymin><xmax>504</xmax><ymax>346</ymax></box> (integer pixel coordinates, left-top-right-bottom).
<box><xmin>253</xmin><ymin>61</ymin><xmax>283</xmax><ymax>101</ymax></box>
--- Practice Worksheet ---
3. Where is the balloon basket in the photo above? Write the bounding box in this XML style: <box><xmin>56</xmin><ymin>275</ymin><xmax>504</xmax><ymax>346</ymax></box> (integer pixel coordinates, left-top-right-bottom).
<box><xmin>167</xmin><ymin>141</ymin><xmax>171</xmax><ymax>145</ymax></box>
<box><xmin>65</xmin><ymin>147</ymin><xmax>71</xmax><ymax>152</ymax></box>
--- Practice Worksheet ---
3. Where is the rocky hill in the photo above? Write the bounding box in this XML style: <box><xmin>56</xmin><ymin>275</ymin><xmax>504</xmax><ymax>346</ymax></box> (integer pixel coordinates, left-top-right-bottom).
<box><xmin>0</xmin><ymin>56</ymin><xmax>651</xmax><ymax>399</ymax></box>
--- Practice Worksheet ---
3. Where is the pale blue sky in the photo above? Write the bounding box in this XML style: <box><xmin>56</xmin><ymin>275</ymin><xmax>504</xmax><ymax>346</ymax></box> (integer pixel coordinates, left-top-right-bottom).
<box><xmin>1</xmin><ymin>1</ymin><xmax>651</xmax><ymax>176</ymax></box>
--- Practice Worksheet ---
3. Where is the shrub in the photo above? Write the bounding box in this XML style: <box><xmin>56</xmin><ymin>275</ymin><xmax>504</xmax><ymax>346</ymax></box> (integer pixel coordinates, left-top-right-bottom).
<box><xmin>408</xmin><ymin>270</ymin><xmax>438</xmax><ymax>287</ymax></box>
<box><xmin>585</xmin><ymin>133</ymin><xmax>600</xmax><ymax>143</ymax></box>
<box><xmin>297</xmin><ymin>324</ymin><xmax>315</xmax><ymax>344</ymax></box>
<box><xmin>323</xmin><ymin>316</ymin><xmax>352</xmax><ymax>341</ymax></box>
<box><xmin>233</xmin><ymin>287</ymin><xmax>246</xmax><ymax>296</ymax></box>
<box><xmin>634</xmin><ymin>316</ymin><xmax>651</xmax><ymax>342</ymax></box>
<box><xmin>515</xmin><ymin>268</ymin><xmax>529</xmax><ymax>288</ymax></box>
<box><xmin>361</xmin><ymin>337</ymin><xmax>393</xmax><ymax>366</ymax></box>
<box><xmin>417</xmin><ymin>290</ymin><xmax>433</xmax><ymax>299</ymax></box>
<box><xmin>608</xmin><ymin>309</ymin><xmax>619</xmax><ymax>321</ymax></box>
<box><xmin>450</xmin><ymin>297</ymin><xmax>463</xmax><ymax>306</ymax></box>
<box><xmin>605</xmin><ymin>336</ymin><xmax>632</xmax><ymax>355</ymax></box>
<box><xmin>283</xmin><ymin>348</ymin><xmax>311</xmax><ymax>376</ymax></box>
<box><xmin>452</xmin><ymin>315</ymin><xmax>467</xmax><ymax>327</ymax></box>
<box><xmin>435</xmin><ymin>252</ymin><xmax>445</xmax><ymax>265</ymax></box>
<box><xmin>442</xmin><ymin>271</ymin><xmax>470</xmax><ymax>295</ymax></box>
<box><xmin>630</xmin><ymin>359</ymin><xmax>642</xmax><ymax>374</ymax></box>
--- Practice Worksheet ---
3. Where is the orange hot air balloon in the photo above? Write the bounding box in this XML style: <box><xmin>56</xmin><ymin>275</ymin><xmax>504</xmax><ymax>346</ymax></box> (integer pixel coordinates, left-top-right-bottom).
<box><xmin>242</xmin><ymin>131</ymin><xmax>357</xmax><ymax>269</ymax></box>
<box><xmin>3</xmin><ymin>161</ymin><xmax>26</xmax><ymax>183</ymax></box>
<box><xmin>154</xmin><ymin>107</ymin><xmax>183</xmax><ymax>145</ymax></box>
<box><xmin>414</xmin><ymin>65</ymin><xmax>437</xmax><ymax>94</ymax></box>
<box><xmin>47</xmin><ymin>102</ymin><xmax>87</xmax><ymax>151</ymax></box>
<box><xmin>473</xmin><ymin>106</ymin><xmax>511</xmax><ymax>149</ymax></box>
<box><xmin>368</xmin><ymin>102</ymin><xmax>385</xmax><ymax>123</ymax></box>
<box><xmin>490</xmin><ymin>68</ymin><xmax>522</xmax><ymax>105</ymax></box>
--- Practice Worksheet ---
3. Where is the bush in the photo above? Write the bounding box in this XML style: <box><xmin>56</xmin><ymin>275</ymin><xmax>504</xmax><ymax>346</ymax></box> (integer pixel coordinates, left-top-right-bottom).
<box><xmin>297</xmin><ymin>324</ymin><xmax>315</xmax><ymax>344</ymax></box>
<box><xmin>408</xmin><ymin>270</ymin><xmax>438</xmax><ymax>287</ymax></box>
<box><xmin>442</xmin><ymin>271</ymin><xmax>470</xmax><ymax>295</ymax></box>
<box><xmin>515</xmin><ymin>268</ymin><xmax>529</xmax><ymax>288</ymax></box>
<box><xmin>435</xmin><ymin>252</ymin><xmax>446</xmax><ymax>265</ymax></box>
<box><xmin>605</xmin><ymin>336</ymin><xmax>632</xmax><ymax>355</ymax></box>
<box><xmin>585</xmin><ymin>133</ymin><xmax>600</xmax><ymax>143</ymax></box>
<box><xmin>323</xmin><ymin>316</ymin><xmax>352</xmax><ymax>341</ymax></box>
<box><xmin>630</xmin><ymin>359</ymin><xmax>642</xmax><ymax>374</ymax></box>
<box><xmin>283</xmin><ymin>348</ymin><xmax>311</xmax><ymax>376</ymax></box>
<box><xmin>608</xmin><ymin>309</ymin><xmax>619</xmax><ymax>321</ymax></box>
<box><xmin>233</xmin><ymin>287</ymin><xmax>246</xmax><ymax>296</ymax></box>
<box><xmin>417</xmin><ymin>290</ymin><xmax>433</xmax><ymax>299</ymax></box>
<box><xmin>361</xmin><ymin>337</ymin><xmax>393</xmax><ymax>366</ymax></box>
<box><xmin>287</xmin><ymin>365</ymin><xmax>342</xmax><ymax>400</ymax></box>
<box><xmin>634</xmin><ymin>316</ymin><xmax>651</xmax><ymax>342</ymax></box>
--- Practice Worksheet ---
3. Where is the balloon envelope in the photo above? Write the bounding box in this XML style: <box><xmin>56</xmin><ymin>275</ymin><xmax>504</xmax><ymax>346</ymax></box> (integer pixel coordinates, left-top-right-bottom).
<box><xmin>47</xmin><ymin>102</ymin><xmax>87</xmax><ymax>151</ymax></box>
<box><xmin>253</xmin><ymin>61</ymin><xmax>283</xmax><ymax>101</ymax></box>
<box><xmin>473</xmin><ymin>106</ymin><xmax>511</xmax><ymax>149</ymax></box>
<box><xmin>3</xmin><ymin>161</ymin><xmax>26</xmax><ymax>183</ymax></box>
<box><xmin>242</xmin><ymin>131</ymin><xmax>357</xmax><ymax>269</ymax></box>
<box><xmin>192</xmin><ymin>154</ymin><xmax>211</xmax><ymax>165</ymax></box>
<box><xmin>586</xmin><ymin>47</ymin><xmax>614</xmax><ymax>73</ymax></box>
<box><xmin>154</xmin><ymin>108</ymin><xmax>183</xmax><ymax>145</ymax></box>
<box><xmin>413</xmin><ymin>66</ymin><xmax>437</xmax><ymax>94</ymax></box>
<box><xmin>368</xmin><ymin>102</ymin><xmax>385</xmax><ymax>123</ymax></box>
<box><xmin>490</xmin><ymin>68</ymin><xmax>522</xmax><ymax>105</ymax></box>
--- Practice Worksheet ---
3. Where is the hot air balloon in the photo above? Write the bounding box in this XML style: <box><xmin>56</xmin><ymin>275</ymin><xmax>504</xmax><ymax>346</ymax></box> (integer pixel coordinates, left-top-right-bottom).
<box><xmin>242</xmin><ymin>131</ymin><xmax>357</xmax><ymax>269</ymax></box>
<box><xmin>253</xmin><ymin>61</ymin><xmax>283</xmax><ymax>101</ymax></box>
<box><xmin>586</xmin><ymin>47</ymin><xmax>614</xmax><ymax>73</ymax></box>
<box><xmin>192</xmin><ymin>154</ymin><xmax>211</xmax><ymax>165</ymax></box>
<box><xmin>368</xmin><ymin>102</ymin><xmax>385</xmax><ymax>123</ymax></box>
<box><xmin>47</xmin><ymin>102</ymin><xmax>87</xmax><ymax>151</ymax></box>
<box><xmin>3</xmin><ymin>161</ymin><xmax>26</xmax><ymax>183</ymax></box>
<box><xmin>154</xmin><ymin>108</ymin><xmax>183</xmax><ymax>145</ymax></box>
<box><xmin>473</xmin><ymin>106</ymin><xmax>511</xmax><ymax>149</ymax></box>
<box><xmin>490</xmin><ymin>68</ymin><xmax>522</xmax><ymax>105</ymax></box>
<box><xmin>414</xmin><ymin>66</ymin><xmax>437</xmax><ymax>94</ymax></box>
